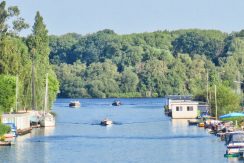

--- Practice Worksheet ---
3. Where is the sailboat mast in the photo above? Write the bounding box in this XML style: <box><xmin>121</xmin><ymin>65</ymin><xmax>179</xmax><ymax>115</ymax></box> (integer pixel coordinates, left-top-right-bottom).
<box><xmin>16</xmin><ymin>75</ymin><xmax>18</xmax><ymax>112</ymax></box>
<box><xmin>44</xmin><ymin>73</ymin><xmax>49</xmax><ymax>114</ymax></box>
<box><xmin>215</xmin><ymin>85</ymin><xmax>217</xmax><ymax>120</ymax></box>
<box><xmin>31</xmin><ymin>59</ymin><xmax>36</xmax><ymax>111</ymax></box>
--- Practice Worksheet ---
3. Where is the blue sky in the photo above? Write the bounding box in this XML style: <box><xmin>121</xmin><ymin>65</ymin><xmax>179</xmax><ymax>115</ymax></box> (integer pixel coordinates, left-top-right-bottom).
<box><xmin>6</xmin><ymin>0</ymin><xmax>244</xmax><ymax>36</ymax></box>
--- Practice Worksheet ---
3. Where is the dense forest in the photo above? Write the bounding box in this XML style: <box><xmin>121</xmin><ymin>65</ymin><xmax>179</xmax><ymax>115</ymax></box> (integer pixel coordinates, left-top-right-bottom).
<box><xmin>0</xmin><ymin>1</ymin><xmax>243</xmax><ymax>117</ymax></box>
<box><xmin>49</xmin><ymin>29</ymin><xmax>243</xmax><ymax>98</ymax></box>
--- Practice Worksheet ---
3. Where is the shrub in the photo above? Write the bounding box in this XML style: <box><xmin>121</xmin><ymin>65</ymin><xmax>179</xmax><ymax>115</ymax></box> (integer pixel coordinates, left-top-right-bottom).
<box><xmin>0</xmin><ymin>123</ymin><xmax>11</xmax><ymax>136</ymax></box>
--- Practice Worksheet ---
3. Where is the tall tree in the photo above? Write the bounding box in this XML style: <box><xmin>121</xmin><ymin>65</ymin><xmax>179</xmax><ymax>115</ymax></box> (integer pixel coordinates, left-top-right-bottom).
<box><xmin>27</xmin><ymin>11</ymin><xmax>59</xmax><ymax>110</ymax></box>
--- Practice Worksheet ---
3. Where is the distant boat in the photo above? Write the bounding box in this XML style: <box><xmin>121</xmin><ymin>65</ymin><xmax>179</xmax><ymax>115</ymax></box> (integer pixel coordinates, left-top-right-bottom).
<box><xmin>112</xmin><ymin>100</ymin><xmax>121</xmax><ymax>106</ymax></box>
<box><xmin>40</xmin><ymin>73</ymin><xmax>55</xmax><ymax>127</ymax></box>
<box><xmin>69</xmin><ymin>101</ymin><xmax>80</xmax><ymax>108</ymax></box>
<box><xmin>100</xmin><ymin>118</ymin><xmax>113</xmax><ymax>126</ymax></box>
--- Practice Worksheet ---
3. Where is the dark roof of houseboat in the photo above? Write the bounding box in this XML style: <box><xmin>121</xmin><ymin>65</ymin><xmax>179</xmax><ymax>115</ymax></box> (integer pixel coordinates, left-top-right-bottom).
<box><xmin>165</xmin><ymin>95</ymin><xmax>193</xmax><ymax>100</ymax></box>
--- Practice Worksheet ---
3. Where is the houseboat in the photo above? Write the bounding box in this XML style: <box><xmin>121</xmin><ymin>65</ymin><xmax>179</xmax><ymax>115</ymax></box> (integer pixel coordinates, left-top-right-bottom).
<box><xmin>165</xmin><ymin>95</ymin><xmax>209</xmax><ymax>119</ymax></box>
<box><xmin>171</xmin><ymin>101</ymin><xmax>199</xmax><ymax>119</ymax></box>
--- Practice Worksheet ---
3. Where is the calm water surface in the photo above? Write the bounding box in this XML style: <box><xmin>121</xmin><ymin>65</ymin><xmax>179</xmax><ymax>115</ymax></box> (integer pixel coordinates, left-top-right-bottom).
<box><xmin>0</xmin><ymin>98</ymin><xmax>240</xmax><ymax>163</ymax></box>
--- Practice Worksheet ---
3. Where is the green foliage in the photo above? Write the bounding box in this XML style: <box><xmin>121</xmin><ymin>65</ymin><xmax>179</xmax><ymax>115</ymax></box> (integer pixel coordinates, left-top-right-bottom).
<box><xmin>0</xmin><ymin>75</ymin><xmax>16</xmax><ymax>113</ymax></box>
<box><xmin>0</xmin><ymin>123</ymin><xmax>11</xmax><ymax>136</ymax></box>
<box><xmin>48</xmin><ymin>29</ymin><xmax>243</xmax><ymax>102</ymax></box>
<box><xmin>121</xmin><ymin>68</ymin><xmax>139</xmax><ymax>93</ymax></box>
<box><xmin>209</xmin><ymin>84</ymin><xmax>241</xmax><ymax>117</ymax></box>
<box><xmin>0</xmin><ymin>1</ymin><xmax>28</xmax><ymax>36</ymax></box>
<box><xmin>172</xmin><ymin>31</ymin><xmax>226</xmax><ymax>63</ymax></box>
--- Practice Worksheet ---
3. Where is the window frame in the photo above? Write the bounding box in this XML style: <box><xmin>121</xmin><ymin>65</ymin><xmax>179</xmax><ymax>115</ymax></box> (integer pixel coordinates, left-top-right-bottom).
<box><xmin>176</xmin><ymin>106</ymin><xmax>183</xmax><ymax>111</ymax></box>
<box><xmin>187</xmin><ymin>106</ymin><xmax>194</xmax><ymax>111</ymax></box>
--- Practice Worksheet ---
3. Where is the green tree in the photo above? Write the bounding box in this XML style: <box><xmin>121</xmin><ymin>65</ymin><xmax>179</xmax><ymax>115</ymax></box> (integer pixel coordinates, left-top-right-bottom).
<box><xmin>85</xmin><ymin>60</ymin><xmax>120</xmax><ymax>97</ymax></box>
<box><xmin>54</xmin><ymin>61</ymin><xmax>86</xmax><ymax>98</ymax></box>
<box><xmin>120</xmin><ymin>68</ymin><xmax>139</xmax><ymax>93</ymax></box>
<box><xmin>27</xmin><ymin>11</ymin><xmax>59</xmax><ymax>110</ymax></box>
<box><xmin>210</xmin><ymin>84</ymin><xmax>241</xmax><ymax>117</ymax></box>
<box><xmin>0</xmin><ymin>1</ymin><xmax>28</xmax><ymax>36</ymax></box>
<box><xmin>0</xmin><ymin>75</ymin><xmax>16</xmax><ymax>113</ymax></box>
<box><xmin>139</xmin><ymin>59</ymin><xmax>168</xmax><ymax>96</ymax></box>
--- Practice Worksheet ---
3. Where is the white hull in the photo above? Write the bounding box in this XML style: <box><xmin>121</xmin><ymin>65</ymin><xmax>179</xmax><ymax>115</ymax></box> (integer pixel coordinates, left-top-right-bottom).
<box><xmin>40</xmin><ymin>113</ymin><xmax>55</xmax><ymax>127</ymax></box>
<box><xmin>101</xmin><ymin>119</ymin><xmax>113</xmax><ymax>126</ymax></box>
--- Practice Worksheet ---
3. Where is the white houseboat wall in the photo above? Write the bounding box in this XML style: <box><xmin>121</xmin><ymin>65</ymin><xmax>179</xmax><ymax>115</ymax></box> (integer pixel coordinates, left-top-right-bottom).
<box><xmin>1</xmin><ymin>113</ymin><xmax>31</xmax><ymax>130</ymax></box>
<box><xmin>171</xmin><ymin>101</ymin><xmax>199</xmax><ymax>119</ymax></box>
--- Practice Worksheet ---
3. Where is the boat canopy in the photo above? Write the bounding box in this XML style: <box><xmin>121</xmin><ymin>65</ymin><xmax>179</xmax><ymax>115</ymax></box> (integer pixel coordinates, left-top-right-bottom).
<box><xmin>227</xmin><ymin>133</ymin><xmax>244</xmax><ymax>144</ymax></box>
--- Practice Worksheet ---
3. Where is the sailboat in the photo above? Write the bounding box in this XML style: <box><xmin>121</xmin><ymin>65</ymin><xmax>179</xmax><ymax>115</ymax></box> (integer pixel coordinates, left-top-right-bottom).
<box><xmin>40</xmin><ymin>73</ymin><xmax>55</xmax><ymax>127</ymax></box>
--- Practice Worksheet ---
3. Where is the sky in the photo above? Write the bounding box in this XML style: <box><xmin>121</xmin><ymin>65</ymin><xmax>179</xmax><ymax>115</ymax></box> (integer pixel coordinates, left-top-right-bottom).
<box><xmin>6</xmin><ymin>0</ymin><xmax>244</xmax><ymax>36</ymax></box>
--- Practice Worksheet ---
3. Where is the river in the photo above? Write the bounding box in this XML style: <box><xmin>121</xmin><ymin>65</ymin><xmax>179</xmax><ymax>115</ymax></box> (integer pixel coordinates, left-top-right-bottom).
<box><xmin>0</xmin><ymin>98</ymin><xmax>239</xmax><ymax>163</ymax></box>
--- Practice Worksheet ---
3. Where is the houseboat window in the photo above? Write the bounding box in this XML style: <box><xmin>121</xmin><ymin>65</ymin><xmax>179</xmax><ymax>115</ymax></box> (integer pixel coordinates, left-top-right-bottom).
<box><xmin>176</xmin><ymin>106</ymin><xmax>183</xmax><ymax>111</ymax></box>
<box><xmin>187</xmin><ymin>106</ymin><xmax>193</xmax><ymax>111</ymax></box>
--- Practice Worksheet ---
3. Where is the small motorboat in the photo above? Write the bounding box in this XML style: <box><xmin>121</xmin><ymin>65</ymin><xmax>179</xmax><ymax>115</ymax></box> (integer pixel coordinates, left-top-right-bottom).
<box><xmin>198</xmin><ymin>122</ymin><xmax>205</xmax><ymax>127</ymax></box>
<box><xmin>100</xmin><ymin>118</ymin><xmax>113</xmax><ymax>126</ymax></box>
<box><xmin>69</xmin><ymin>101</ymin><xmax>80</xmax><ymax>108</ymax></box>
<box><xmin>112</xmin><ymin>100</ymin><xmax>121</xmax><ymax>106</ymax></box>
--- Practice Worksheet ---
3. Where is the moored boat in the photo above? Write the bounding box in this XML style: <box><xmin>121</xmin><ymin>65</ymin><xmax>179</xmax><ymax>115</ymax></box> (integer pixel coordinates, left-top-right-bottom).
<box><xmin>224</xmin><ymin>131</ymin><xmax>244</xmax><ymax>158</ymax></box>
<box><xmin>40</xmin><ymin>113</ymin><xmax>55</xmax><ymax>127</ymax></box>
<box><xmin>30</xmin><ymin>111</ymin><xmax>42</xmax><ymax>126</ymax></box>
<box><xmin>100</xmin><ymin>118</ymin><xmax>113</xmax><ymax>126</ymax></box>
<box><xmin>40</xmin><ymin>73</ymin><xmax>56</xmax><ymax>127</ymax></box>
<box><xmin>198</xmin><ymin>122</ymin><xmax>205</xmax><ymax>127</ymax></box>
<box><xmin>17</xmin><ymin>128</ymin><xmax>32</xmax><ymax>136</ymax></box>
<box><xmin>0</xmin><ymin>141</ymin><xmax>11</xmax><ymax>146</ymax></box>
<box><xmin>69</xmin><ymin>101</ymin><xmax>80</xmax><ymax>108</ymax></box>
<box><xmin>188</xmin><ymin>119</ymin><xmax>199</xmax><ymax>125</ymax></box>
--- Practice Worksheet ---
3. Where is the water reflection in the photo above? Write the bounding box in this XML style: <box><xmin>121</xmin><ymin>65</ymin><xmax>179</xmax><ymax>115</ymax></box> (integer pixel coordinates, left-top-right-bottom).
<box><xmin>171</xmin><ymin>119</ymin><xmax>199</xmax><ymax>135</ymax></box>
<box><xmin>12</xmin><ymin>127</ymin><xmax>55</xmax><ymax>163</ymax></box>
<box><xmin>171</xmin><ymin>119</ymin><xmax>189</xmax><ymax>127</ymax></box>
